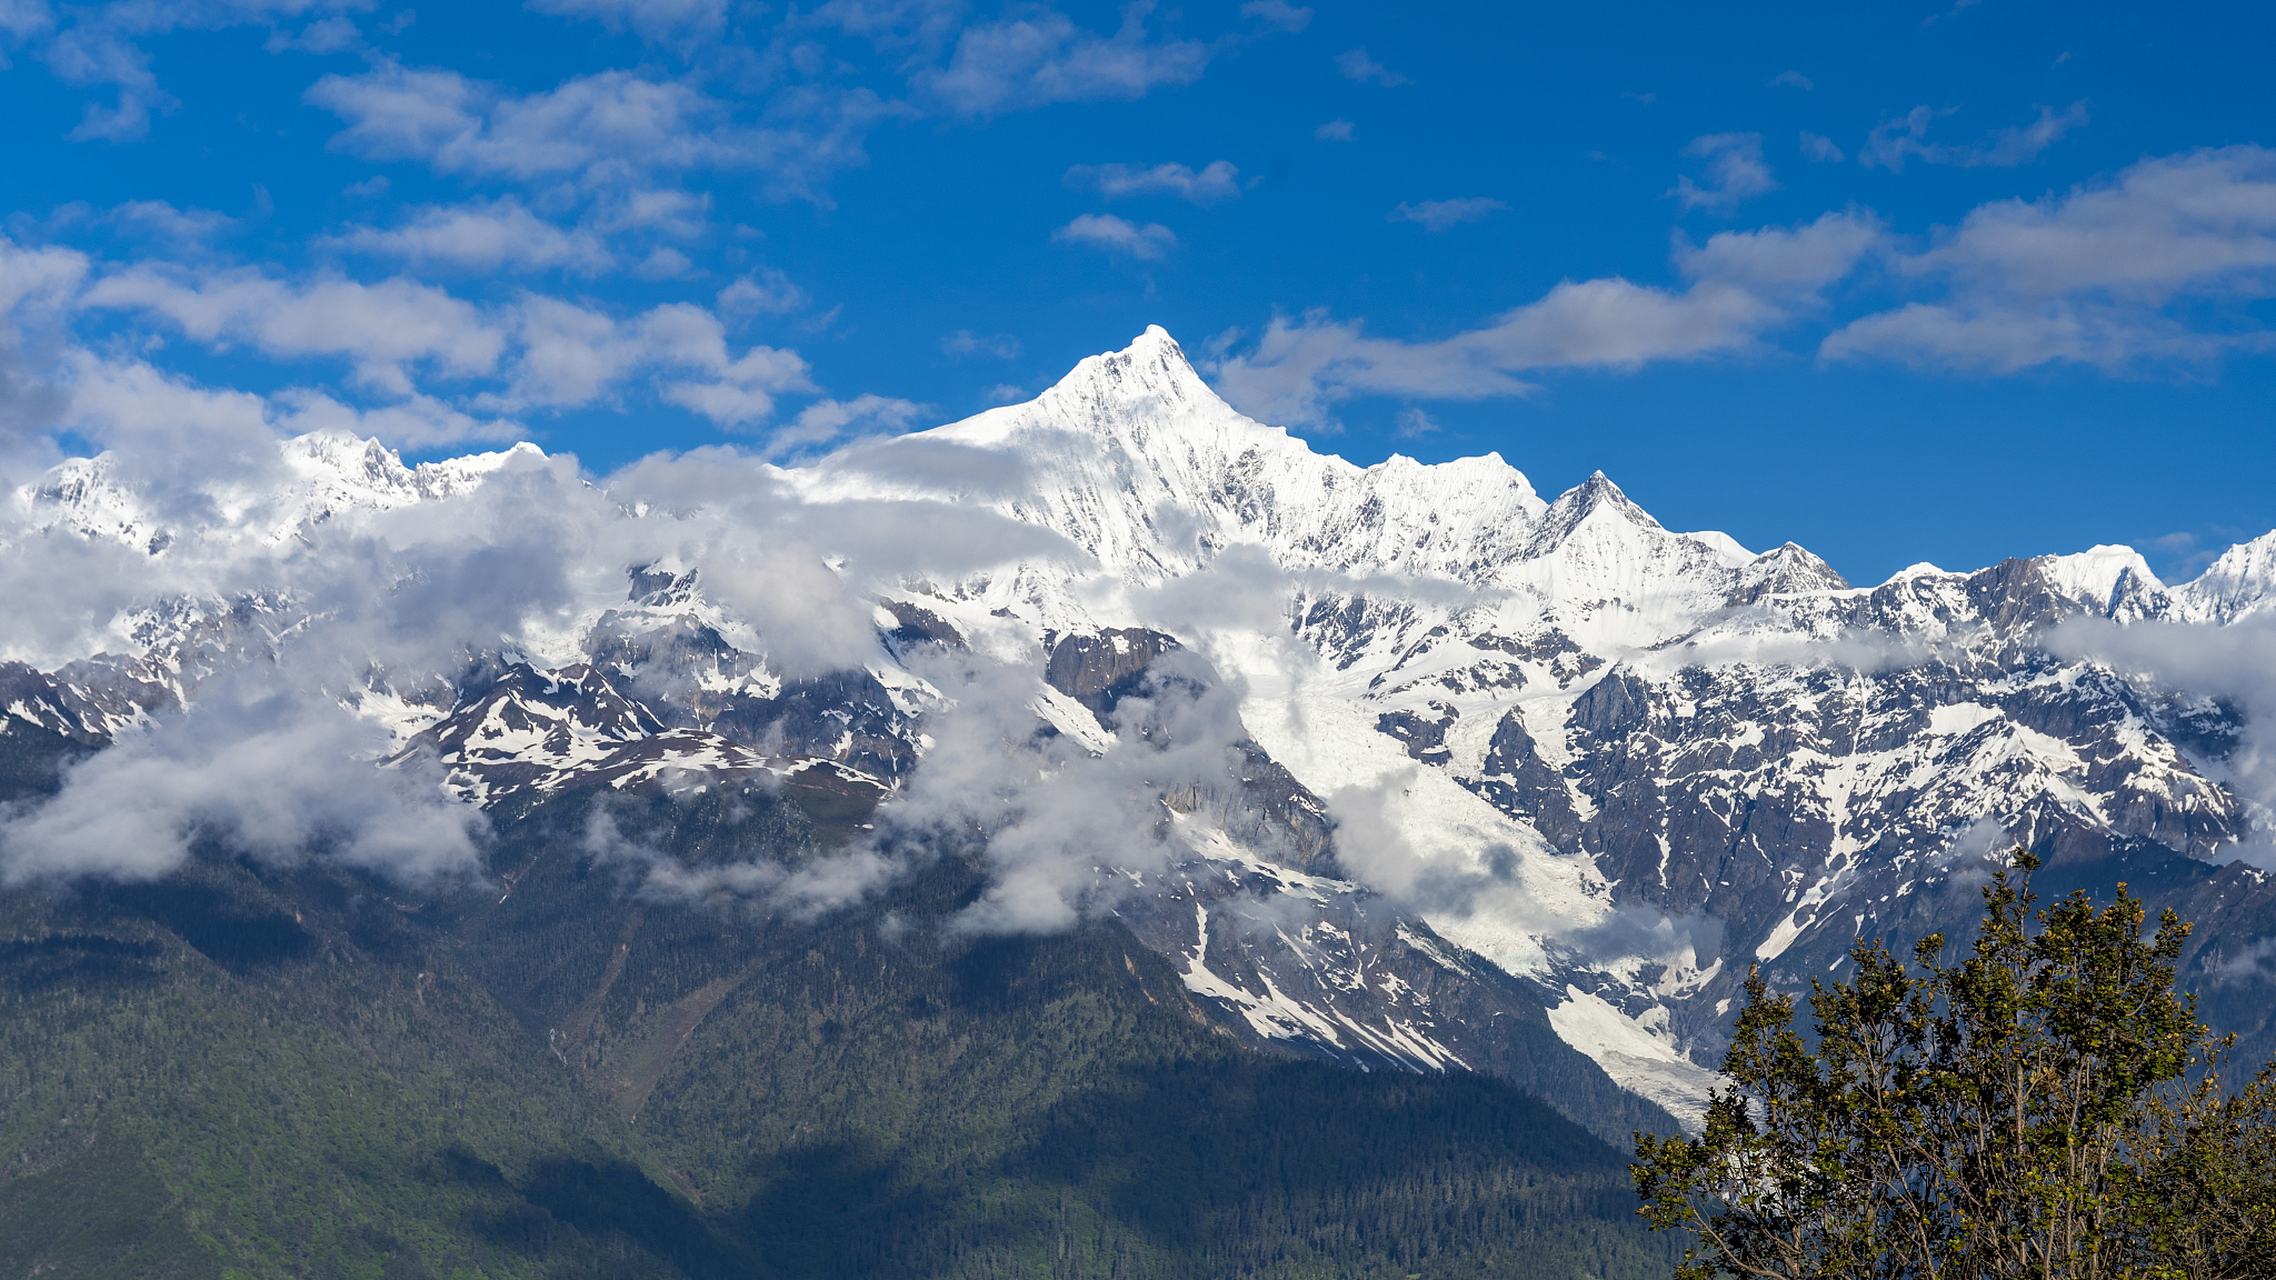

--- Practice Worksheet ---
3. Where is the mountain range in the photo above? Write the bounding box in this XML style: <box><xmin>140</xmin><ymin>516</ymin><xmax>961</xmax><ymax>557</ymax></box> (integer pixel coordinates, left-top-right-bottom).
<box><xmin>3</xmin><ymin>327</ymin><xmax>2273</xmax><ymax>1277</ymax></box>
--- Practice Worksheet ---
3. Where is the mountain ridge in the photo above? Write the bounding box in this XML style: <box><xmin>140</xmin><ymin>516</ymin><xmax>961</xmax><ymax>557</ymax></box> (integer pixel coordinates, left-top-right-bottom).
<box><xmin>5</xmin><ymin>326</ymin><xmax>2276</xmax><ymax>1133</ymax></box>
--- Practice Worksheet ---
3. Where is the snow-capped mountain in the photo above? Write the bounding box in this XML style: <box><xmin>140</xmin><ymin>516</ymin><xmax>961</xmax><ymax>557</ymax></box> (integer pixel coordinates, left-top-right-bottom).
<box><xmin>7</xmin><ymin>326</ymin><xmax>2275</xmax><ymax>1134</ymax></box>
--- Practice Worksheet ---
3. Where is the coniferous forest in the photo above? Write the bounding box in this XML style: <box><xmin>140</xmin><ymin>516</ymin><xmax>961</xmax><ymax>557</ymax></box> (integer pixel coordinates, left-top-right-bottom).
<box><xmin>0</xmin><ymin>721</ymin><xmax>1679</xmax><ymax>1280</ymax></box>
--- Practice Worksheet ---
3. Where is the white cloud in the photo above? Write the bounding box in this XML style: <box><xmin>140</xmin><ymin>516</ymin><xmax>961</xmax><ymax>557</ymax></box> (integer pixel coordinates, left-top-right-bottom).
<box><xmin>1052</xmin><ymin>213</ymin><xmax>1176</xmax><ymax>261</ymax></box>
<box><xmin>1388</xmin><ymin>197</ymin><xmax>1507</xmax><ymax>232</ymax></box>
<box><xmin>1860</xmin><ymin>101</ymin><xmax>2089</xmax><ymax>172</ymax></box>
<box><xmin>270</xmin><ymin>387</ymin><xmax>523</xmax><ymax>449</ymax></box>
<box><xmin>0</xmin><ymin>234</ymin><xmax>90</xmax><ymax>322</ymax></box>
<box><xmin>1212</xmin><ymin>211</ymin><xmax>1882</xmax><ymax>424</ymax></box>
<box><xmin>1335</xmin><ymin>46</ymin><xmax>1408</xmax><ymax>87</ymax></box>
<box><xmin>1393</xmin><ymin>406</ymin><xmax>1438</xmax><ymax>437</ymax></box>
<box><xmin>501</xmin><ymin>295</ymin><xmax>817</xmax><ymax>422</ymax></box>
<box><xmin>1314</xmin><ymin>119</ymin><xmax>1355</xmax><ymax>142</ymax></box>
<box><xmin>1800</xmin><ymin>131</ymin><xmax>1845</xmax><ymax>163</ymax></box>
<box><xmin>1672</xmin><ymin>132</ymin><xmax>1777</xmax><ymax>213</ymax></box>
<box><xmin>324</xmin><ymin>198</ymin><xmax>614</xmax><ymax>273</ymax></box>
<box><xmin>941</xmin><ymin>329</ymin><xmax>1019</xmax><ymax>358</ymax></box>
<box><xmin>1769</xmin><ymin>70</ymin><xmax>1813</xmax><ymax>90</ymax></box>
<box><xmin>765</xmin><ymin>391</ymin><xmax>925</xmax><ymax>453</ymax></box>
<box><xmin>916</xmin><ymin>5</ymin><xmax>1214</xmax><ymax>116</ymax></box>
<box><xmin>262</xmin><ymin>13</ymin><xmax>360</xmax><ymax>53</ymax></box>
<box><xmin>0</xmin><ymin>679</ymin><xmax>487</xmax><ymax>887</ymax></box>
<box><xmin>84</xmin><ymin>266</ymin><xmax>505</xmax><ymax>394</ymax></box>
<box><xmin>26</xmin><ymin>0</ymin><xmax>373</xmax><ymax>142</ymax></box>
<box><xmin>718</xmin><ymin>267</ymin><xmax>808</xmax><ymax>317</ymax></box>
<box><xmin>1824</xmin><ymin>145</ymin><xmax>2276</xmax><ymax>372</ymax></box>
<box><xmin>1065</xmin><ymin>159</ymin><xmax>1241</xmax><ymax>205</ymax></box>
<box><xmin>525</xmin><ymin>0</ymin><xmax>727</xmax><ymax>45</ymax></box>
<box><xmin>308</xmin><ymin>62</ymin><xmax>904</xmax><ymax>204</ymax></box>
<box><xmin>1239</xmin><ymin>0</ymin><xmax>1310</xmax><ymax>32</ymax></box>
<box><xmin>80</xmin><ymin>252</ymin><xmax>822</xmax><ymax>425</ymax></box>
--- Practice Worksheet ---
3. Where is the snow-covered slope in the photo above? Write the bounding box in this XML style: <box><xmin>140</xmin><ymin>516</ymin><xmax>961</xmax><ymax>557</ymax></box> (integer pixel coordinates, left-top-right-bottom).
<box><xmin>8</xmin><ymin>326</ymin><xmax>2276</xmax><ymax>1133</ymax></box>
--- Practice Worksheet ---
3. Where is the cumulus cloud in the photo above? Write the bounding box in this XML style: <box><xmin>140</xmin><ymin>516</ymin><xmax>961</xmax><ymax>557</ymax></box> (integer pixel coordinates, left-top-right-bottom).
<box><xmin>915</xmin><ymin>5</ymin><xmax>1214</xmax><ymax>116</ymax></box>
<box><xmin>84</xmin><ymin>267</ymin><xmax>505</xmax><ymax>396</ymax></box>
<box><xmin>0</xmin><ymin>676</ymin><xmax>487</xmax><ymax>887</ymax></box>
<box><xmin>1769</xmin><ymin>70</ymin><xmax>1813</xmax><ymax>90</ymax></box>
<box><xmin>868</xmin><ymin>646</ymin><xmax>1276</xmax><ymax>935</ymax></box>
<box><xmin>1824</xmin><ymin>145</ymin><xmax>2276</xmax><ymax>372</ymax></box>
<box><xmin>1211</xmin><ymin>211</ymin><xmax>1882</xmax><ymax>424</ymax></box>
<box><xmin>1672</xmin><ymin>132</ymin><xmax>1777</xmax><ymax>213</ymax></box>
<box><xmin>764</xmin><ymin>391</ymin><xmax>926</xmax><ymax>454</ymax></box>
<box><xmin>270</xmin><ymin>387</ymin><xmax>523</xmax><ymax>449</ymax></box>
<box><xmin>323</xmin><ymin>198</ymin><xmax>614</xmax><ymax>274</ymax></box>
<box><xmin>1800</xmin><ymin>132</ymin><xmax>1845</xmax><ymax>163</ymax></box>
<box><xmin>1860</xmin><ymin>101</ymin><xmax>2090</xmax><ymax>173</ymax></box>
<box><xmin>1335</xmin><ymin>46</ymin><xmax>1408</xmax><ymax>87</ymax></box>
<box><xmin>80</xmin><ymin>255</ymin><xmax>822</xmax><ymax>426</ymax></box>
<box><xmin>1388</xmin><ymin>197</ymin><xmax>1507</xmax><ymax>232</ymax></box>
<box><xmin>1314</xmin><ymin>119</ymin><xmax>1354</xmax><ymax>142</ymax></box>
<box><xmin>1065</xmin><ymin>160</ymin><xmax>1241</xmax><ymax>205</ymax></box>
<box><xmin>1052</xmin><ymin>213</ymin><xmax>1176</xmax><ymax>260</ymax></box>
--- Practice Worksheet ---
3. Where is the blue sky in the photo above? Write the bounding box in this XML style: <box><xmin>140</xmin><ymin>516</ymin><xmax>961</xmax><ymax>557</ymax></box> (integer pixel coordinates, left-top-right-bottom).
<box><xmin>0</xmin><ymin>0</ymin><xmax>2270</xmax><ymax>583</ymax></box>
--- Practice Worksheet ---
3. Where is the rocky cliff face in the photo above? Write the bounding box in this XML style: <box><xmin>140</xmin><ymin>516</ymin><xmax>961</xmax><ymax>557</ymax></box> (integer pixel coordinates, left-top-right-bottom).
<box><xmin>7</xmin><ymin>326</ymin><xmax>2275</xmax><ymax>1132</ymax></box>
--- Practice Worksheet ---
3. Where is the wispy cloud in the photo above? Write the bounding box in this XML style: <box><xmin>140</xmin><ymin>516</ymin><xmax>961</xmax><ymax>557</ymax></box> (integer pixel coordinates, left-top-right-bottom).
<box><xmin>1052</xmin><ymin>213</ymin><xmax>1177</xmax><ymax>261</ymax></box>
<box><xmin>915</xmin><ymin>6</ymin><xmax>1215</xmax><ymax>116</ymax></box>
<box><xmin>1388</xmin><ymin>197</ymin><xmax>1508</xmax><ymax>232</ymax></box>
<box><xmin>942</xmin><ymin>330</ymin><xmax>1021</xmax><ymax>359</ymax></box>
<box><xmin>1860</xmin><ymin>101</ymin><xmax>2090</xmax><ymax>172</ymax></box>
<box><xmin>1315</xmin><ymin>119</ymin><xmax>1355</xmax><ymax>142</ymax></box>
<box><xmin>1065</xmin><ymin>160</ymin><xmax>1242</xmax><ymax>205</ymax></box>
<box><xmin>1335</xmin><ymin>46</ymin><xmax>1409</xmax><ymax>86</ymax></box>
<box><xmin>1672</xmin><ymin>132</ymin><xmax>1778</xmax><ymax>213</ymax></box>
<box><xmin>308</xmin><ymin>62</ymin><xmax>907</xmax><ymax>206</ymax></box>
<box><xmin>1212</xmin><ymin>212</ymin><xmax>1883</xmax><ymax>424</ymax></box>
<box><xmin>1239</xmin><ymin>0</ymin><xmax>1312</xmax><ymax>33</ymax></box>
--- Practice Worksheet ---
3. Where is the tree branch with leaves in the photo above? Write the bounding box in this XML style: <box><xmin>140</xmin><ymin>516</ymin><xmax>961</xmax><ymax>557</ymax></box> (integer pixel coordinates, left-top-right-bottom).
<box><xmin>1633</xmin><ymin>851</ymin><xmax>2276</xmax><ymax>1280</ymax></box>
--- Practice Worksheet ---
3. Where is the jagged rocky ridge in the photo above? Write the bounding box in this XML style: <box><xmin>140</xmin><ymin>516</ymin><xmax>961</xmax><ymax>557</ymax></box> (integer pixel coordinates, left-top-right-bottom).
<box><xmin>8</xmin><ymin>326</ymin><xmax>2276</xmax><ymax>1130</ymax></box>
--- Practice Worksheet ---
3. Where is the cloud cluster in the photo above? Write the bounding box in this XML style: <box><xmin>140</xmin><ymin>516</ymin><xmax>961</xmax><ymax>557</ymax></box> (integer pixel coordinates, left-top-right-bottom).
<box><xmin>914</xmin><ymin>6</ymin><xmax>1214</xmax><ymax>117</ymax></box>
<box><xmin>0</xmin><ymin>676</ymin><xmax>488</xmax><ymax>887</ymax></box>
<box><xmin>0</xmin><ymin>392</ymin><xmax>1107</xmax><ymax>887</ymax></box>
<box><xmin>1824</xmin><ymin>145</ymin><xmax>2276</xmax><ymax>372</ymax></box>
<box><xmin>10</xmin><ymin>231</ymin><xmax>826</xmax><ymax>435</ymax></box>
<box><xmin>323</xmin><ymin>198</ymin><xmax>615</xmax><ymax>275</ymax></box>
<box><xmin>1210</xmin><ymin>143</ymin><xmax>2276</xmax><ymax>418</ymax></box>
<box><xmin>1212</xmin><ymin>211</ymin><xmax>1881</xmax><ymax>424</ymax></box>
